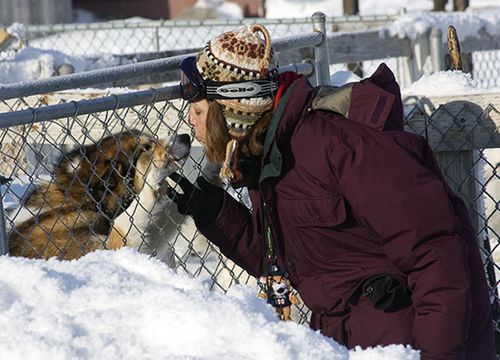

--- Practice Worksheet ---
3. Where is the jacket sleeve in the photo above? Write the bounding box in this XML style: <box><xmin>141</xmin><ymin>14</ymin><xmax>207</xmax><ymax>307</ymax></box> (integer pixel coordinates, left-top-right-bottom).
<box><xmin>332</xmin><ymin>135</ymin><xmax>471</xmax><ymax>359</ymax></box>
<box><xmin>198</xmin><ymin>191</ymin><xmax>264</xmax><ymax>277</ymax></box>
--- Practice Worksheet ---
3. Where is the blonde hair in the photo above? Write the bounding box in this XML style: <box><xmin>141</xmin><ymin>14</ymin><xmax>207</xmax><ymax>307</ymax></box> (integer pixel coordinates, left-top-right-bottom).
<box><xmin>204</xmin><ymin>101</ymin><xmax>273</xmax><ymax>164</ymax></box>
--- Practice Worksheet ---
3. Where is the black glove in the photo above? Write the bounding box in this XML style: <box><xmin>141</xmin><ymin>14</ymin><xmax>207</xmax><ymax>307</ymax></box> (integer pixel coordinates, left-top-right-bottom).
<box><xmin>166</xmin><ymin>173</ymin><xmax>224</xmax><ymax>228</ymax></box>
<box><xmin>361</xmin><ymin>274</ymin><xmax>411</xmax><ymax>313</ymax></box>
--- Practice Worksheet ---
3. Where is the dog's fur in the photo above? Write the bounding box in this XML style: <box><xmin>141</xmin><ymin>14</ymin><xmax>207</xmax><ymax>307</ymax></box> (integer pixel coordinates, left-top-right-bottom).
<box><xmin>8</xmin><ymin>130</ymin><xmax>190</xmax><ymax>260</ymax></box>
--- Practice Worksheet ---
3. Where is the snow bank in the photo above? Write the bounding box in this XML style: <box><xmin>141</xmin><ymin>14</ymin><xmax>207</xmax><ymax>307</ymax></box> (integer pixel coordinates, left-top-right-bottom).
<box><xmin>402</xmin><ymin>69</ymin><xmax>500</xmax><ymax>95</ymax></box>
<box><xmin>0</xmin><ymin>248</ymin><xmax>420</xmax><ymax>360</ymax></box>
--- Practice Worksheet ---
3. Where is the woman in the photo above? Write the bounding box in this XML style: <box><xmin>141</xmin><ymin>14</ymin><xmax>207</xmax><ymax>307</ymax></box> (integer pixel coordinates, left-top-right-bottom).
<box><xmin>169</xmin><ymin>24</ymin><xmax>495</xmax><ymax>359</ymax></box>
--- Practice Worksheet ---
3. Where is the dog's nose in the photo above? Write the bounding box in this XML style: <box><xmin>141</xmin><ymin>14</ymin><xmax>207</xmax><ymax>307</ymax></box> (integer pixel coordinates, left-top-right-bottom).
<box><xmin>169</xmin><ymin>133</ymin><xmax>191</xmax><ymax>161</ymax></box>
<box><xmin>176</xmin><ymin>133</ymin><xmax>191</xmax><ymax>146</ymax></box>
<box><xmin>276</xmin><ymin>287</ymin><xmax>285</xmax><ymax>294</ymax></box>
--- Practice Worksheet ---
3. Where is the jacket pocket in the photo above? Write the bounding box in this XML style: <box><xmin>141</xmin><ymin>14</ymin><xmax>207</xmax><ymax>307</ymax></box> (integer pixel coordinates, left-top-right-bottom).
<box><xmin>278</xmin><ymin>195</ymin><xmax>351</xmax><ymax>273</ymax></box>
<box><xmin>281</xmin><ymin>194</ymin><xmax>347</xmax><ymax>228</ymax></box>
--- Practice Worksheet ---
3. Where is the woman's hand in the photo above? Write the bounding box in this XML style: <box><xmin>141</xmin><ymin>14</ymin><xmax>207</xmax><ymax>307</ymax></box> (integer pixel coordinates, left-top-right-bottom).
<box><xmin>166</xmin><ymin>173</ymin><xmax>224</xmax><ymax>228</ymax></box>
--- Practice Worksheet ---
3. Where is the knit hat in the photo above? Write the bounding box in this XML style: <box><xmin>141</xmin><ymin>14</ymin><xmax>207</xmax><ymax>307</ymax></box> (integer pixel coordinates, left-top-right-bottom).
<box><xmin>196</xmin><ymin>24</ymin><xmax>278</xmax><ymax>180</ymax></box>
<box><xmin>196</xmin><ymin>24</ymin><xmax>278</xmax><ymax>137</ymax></box>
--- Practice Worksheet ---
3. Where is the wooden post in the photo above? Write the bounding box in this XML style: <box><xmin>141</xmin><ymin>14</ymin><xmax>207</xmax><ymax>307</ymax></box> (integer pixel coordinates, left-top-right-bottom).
<box><xmin>447</xmin><ymin>26</ymin><xmax>463</xmax><ymax>71</ymax></box>
<box><xmin>433</xmin><ymin>0</ymin><xmax>447</xmax><ymax>11</ymax></box>
<box><xmin>258</xmin><ymin>0</ymin><xmax>266</xmax><ymax>18</ymax></box>
<box><xmin>343</xmin><ymin>0</ymin><xmax>359</xmax><ymax>15</ymax></box>
<box><xmin>343</xmin><ymin>0</ymin><xmax>363</xmax><ymax>78</ymax></box>
<box><xmin>447</xmin><ymin>25</ymin><xmax>473</xmax><ymax>76</ymax></box>
<box><xmin>453</xmin><ymin>0</ymin><xmax>469</xmax><ymax>11</ymax></box>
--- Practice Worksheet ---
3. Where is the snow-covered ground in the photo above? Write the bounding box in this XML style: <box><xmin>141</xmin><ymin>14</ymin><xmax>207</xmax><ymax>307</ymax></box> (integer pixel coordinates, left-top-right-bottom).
<box><xmin>0</xmin><ymin>1</ymin><xmax>499</xmax><ymax>359</ymax></box>
<box><xmin>0</xmin><ymin>248</ymin><xmax>420</xmax><ymax>360</ymax></box>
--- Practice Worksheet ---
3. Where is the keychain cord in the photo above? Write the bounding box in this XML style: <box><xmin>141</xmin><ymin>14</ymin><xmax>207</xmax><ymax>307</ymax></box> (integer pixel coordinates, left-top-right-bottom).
<box><xmin>258</xmin><ymin>187</ymin><xmax>278</xmax><ymax>271</ymax></box>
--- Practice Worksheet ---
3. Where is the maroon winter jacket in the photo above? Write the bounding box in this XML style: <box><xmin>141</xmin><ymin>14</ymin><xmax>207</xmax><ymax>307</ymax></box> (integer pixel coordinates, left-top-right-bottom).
<box><xmin>201</xmin><ymin>64</ymin><xmax>495</xmax><ymax>359</ymax></box>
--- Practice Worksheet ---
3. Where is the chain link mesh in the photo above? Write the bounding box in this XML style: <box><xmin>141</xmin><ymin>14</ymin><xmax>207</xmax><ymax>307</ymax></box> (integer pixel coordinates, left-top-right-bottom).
<box><xmin>404</xmin><ymin>99</ymin><xmax>500</xmax><ymax>341</ymax></box>
<box><xmin>15</xmin><ymin>19</ymin><xmax>499</xmax><ymax>91</ymax></box>
<box><xmin>25</xmin><ymin>20</ymin><xmax>313</xmax><ymax>57</ymax></box>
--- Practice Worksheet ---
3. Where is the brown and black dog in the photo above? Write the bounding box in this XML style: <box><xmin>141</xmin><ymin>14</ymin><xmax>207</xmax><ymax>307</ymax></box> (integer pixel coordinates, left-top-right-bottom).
<box><xmin>8</xmin><ymin>130</ymin><xmax>190</xmax><ymax>260</ymax></box>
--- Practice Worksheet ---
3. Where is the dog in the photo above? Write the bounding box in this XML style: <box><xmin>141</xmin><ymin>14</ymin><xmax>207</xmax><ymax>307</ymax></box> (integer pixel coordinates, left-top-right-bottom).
<box><xmin>7</xmin><ymin>130</ymin><xmax>191</xmax><ymax>260</ymax></box>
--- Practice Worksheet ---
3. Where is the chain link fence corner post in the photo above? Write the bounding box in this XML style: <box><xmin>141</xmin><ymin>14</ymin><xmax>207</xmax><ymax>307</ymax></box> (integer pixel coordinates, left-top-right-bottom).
<box><xmin>0</xmin><ymin>176</ymin><xmax>11</xmax><ymax>256</ymax></box>
<box><xmin>311</xmin><ymin>12</ymin><xmax>331</xmax><ymax>86</ymax></box>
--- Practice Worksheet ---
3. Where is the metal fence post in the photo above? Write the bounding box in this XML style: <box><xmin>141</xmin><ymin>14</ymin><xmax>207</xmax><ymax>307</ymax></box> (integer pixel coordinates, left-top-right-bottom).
<box><xmin>311</xmin><ymin>12</ymin><xmax>331</xmax><ymax>86</ymax></box>
<box><xmin>429</xmin><ymin>27</ymin><xmax>445</xmax><ymax>73</ymax></box>
<box><xmin>0</xmin><ymin>176</ymin><xmax>11</xmax><ymax>256</ymax></box>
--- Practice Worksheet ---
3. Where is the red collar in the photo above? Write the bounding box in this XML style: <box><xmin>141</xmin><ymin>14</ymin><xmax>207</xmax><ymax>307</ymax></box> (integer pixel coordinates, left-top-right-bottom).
<box><xmin>273</xmin><ymin>72</ymin><xmax>302</xmax><ymax>110</ymax></box>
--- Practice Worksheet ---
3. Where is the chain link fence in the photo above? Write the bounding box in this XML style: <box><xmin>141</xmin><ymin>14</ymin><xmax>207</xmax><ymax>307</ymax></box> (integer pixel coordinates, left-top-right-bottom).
<box><xmin>23</xmin><ymin>16</ymin><xmax>395</xmax><ymax>56</ymax></box>
<box><xmin>0</xmin><ymin>87</ymin><xmax>498</xmax><ymax>330</ymax></box>
<box><xmin>16</xmin><ymin>16</ymin><xmax>500</xmax><ymax>90</ymax></box>
<box><xmin>404</xmin><ymin>96</ymin><xmax>500</xmax><ymax>348</ymax></box>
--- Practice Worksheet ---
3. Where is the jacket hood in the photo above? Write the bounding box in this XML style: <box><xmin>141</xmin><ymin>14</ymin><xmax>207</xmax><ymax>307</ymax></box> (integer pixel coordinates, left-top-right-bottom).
<box><xmin>312</xmin><ymin>63</ymin><xmax>404</xmax><ymax>131</ymax></box>
<box><xmin>260</xmin><ymin>63</ymin><xmax>404</xmax><ymax>184</ymax></box>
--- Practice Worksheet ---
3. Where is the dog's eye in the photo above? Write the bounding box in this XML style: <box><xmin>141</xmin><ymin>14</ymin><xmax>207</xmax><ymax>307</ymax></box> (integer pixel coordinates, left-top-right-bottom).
<box><xmin>143</xmin><ymin>143</ymin><xmax>152</xmax><ymax>151</ymax></box>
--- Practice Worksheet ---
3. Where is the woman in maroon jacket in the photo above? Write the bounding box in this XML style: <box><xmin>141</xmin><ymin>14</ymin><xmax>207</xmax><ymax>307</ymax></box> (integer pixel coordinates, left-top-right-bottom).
<box><xmin>169</xmin><ymin>24</ymin><xmax>496</xmax><ymax>359</ymax></box>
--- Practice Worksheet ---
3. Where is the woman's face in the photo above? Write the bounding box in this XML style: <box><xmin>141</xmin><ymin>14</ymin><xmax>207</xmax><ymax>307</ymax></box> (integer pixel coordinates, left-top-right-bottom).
<box><xmin>188</xmin><ymin>99</ymin><xmax>209</xmax><ymax>144</ymax></box>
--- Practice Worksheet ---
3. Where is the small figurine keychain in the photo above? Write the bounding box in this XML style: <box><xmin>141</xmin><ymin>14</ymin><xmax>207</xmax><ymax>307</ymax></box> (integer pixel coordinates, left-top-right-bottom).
<box><xmin>257</xmin><ymin>262</ymin><xmax>300</xmax><ymax>321</ymax></box>
<box><xmin>256</xmin><ymin>197</ymin><xmax>300</xmax><ymax>321</ymax></box>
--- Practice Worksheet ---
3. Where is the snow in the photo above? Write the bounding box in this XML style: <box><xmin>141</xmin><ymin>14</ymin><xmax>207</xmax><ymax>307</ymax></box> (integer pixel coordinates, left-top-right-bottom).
<box><xmin>6</xmin><ymin>23</ymin><xmax>26</xmax><ymax>41</ymax></box>
<box><xmin>387</xmin><ymin>9</ymin><xmax>500</xmax><ymax>41</ymax></box>
<box><xmin>0</xmin><ymin>248</ymin><xmax>420</xmax><ymax>360</ymax></box>
<box><xmin>0</xmin><ymin>45</ymin><xmax>132</xmax><ymax>83</ymax></box>
<box><xmin>331</xmin><ymin>70</ymin><xmax>362</xmax><ymax>86</ymax></box>
<box><xmin>402</xmin><ymin>70</ymin><xmax>495</xmax><ymax>96</ymax></box>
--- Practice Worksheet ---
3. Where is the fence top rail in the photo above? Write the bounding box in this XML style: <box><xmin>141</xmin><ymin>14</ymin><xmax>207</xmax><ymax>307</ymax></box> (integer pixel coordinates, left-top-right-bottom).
<box><xmin>0</xmin><ymin>85</ymin><xmax>179</xmax><ymax>129</ymax></box>
<box><xmin>0</xmin><ymin>53</ymin><xmax>193</xmax><ymax>102</ymax></box>
<box><xmin>0</xmin><ymin>62</ymin><xmax>313</xmax><ymax>128</ymax></box>
<box><xmin>24</xmin><ymin>14</ymin><xmax>399</xmax><ymax>33</ymax></box>
<box><xmin>0</xmin><ymin>32</ymin><xmax>321</xmax><ymax>102</ymax></box>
